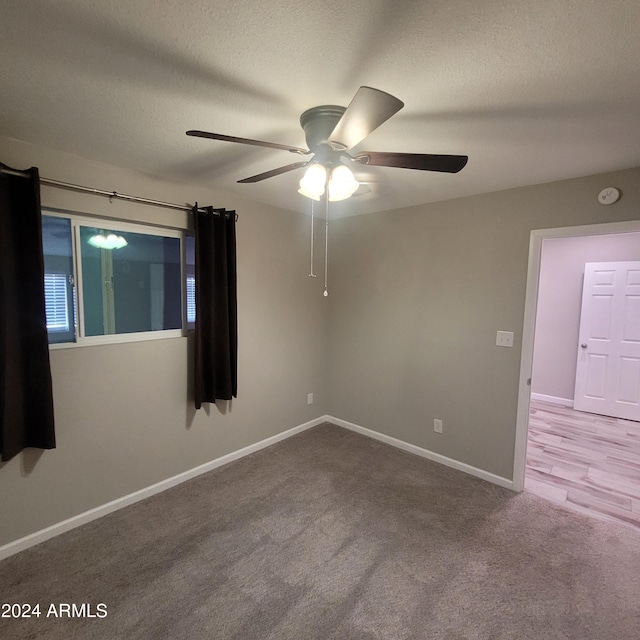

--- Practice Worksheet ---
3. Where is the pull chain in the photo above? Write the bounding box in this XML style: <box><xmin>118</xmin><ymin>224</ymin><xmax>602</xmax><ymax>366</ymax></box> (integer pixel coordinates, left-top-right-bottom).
<box><xmin>309</xmin><ymin>199</ymin><xmax>316</xmax><ymax>278</ymax></box>
<box><xmin>324</xmin><ymin>191</ymin><xmax>329</xmax><ymax>297</ymax></box>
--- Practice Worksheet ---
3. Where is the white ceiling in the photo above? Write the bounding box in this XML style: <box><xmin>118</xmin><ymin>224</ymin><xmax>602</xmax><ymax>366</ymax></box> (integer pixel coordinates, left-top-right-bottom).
<box><xmin>2</xmin><ymin>0</ymin><xmax>640</xmax><ymax>217</ymax></box>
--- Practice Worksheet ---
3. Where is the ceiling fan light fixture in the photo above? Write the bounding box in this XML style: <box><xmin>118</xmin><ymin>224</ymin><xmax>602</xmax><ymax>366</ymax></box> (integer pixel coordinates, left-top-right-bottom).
<box><xmin>187</xmin><ymin>86</ymin><xmax>467</xmax><ymax>299</ymax></box>
<box><xmin>328</xmin><ymin>164</ymin><xmax>359</xmax><ymax>202</ymax></box>
<box><xmin>88</xmin><ymin>231</ymin><xmax>128</xmax><ymax>250</ymax></box>
<box><xmin>298</xmin><ymin>163</ymin><xmax>327</xmax><ymax>200</ymax></box>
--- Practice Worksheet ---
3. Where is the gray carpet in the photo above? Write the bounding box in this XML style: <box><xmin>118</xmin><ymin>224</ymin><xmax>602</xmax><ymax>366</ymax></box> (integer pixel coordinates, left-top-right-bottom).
<box><xmin>1</xmin><ymin>424</ymin><xmax>639</xmax><ymax>640</ymax></box>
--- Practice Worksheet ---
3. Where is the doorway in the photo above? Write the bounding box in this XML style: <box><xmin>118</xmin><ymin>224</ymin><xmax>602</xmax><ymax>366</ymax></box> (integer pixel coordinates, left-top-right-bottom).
<box><xmin>524</xmin><ymin>240</ymin><xmax>640</xmax><ymax>528</ymax></box>
<box><xmin>525</xmin><ymin>398</ymin><xmax>640</xmax><ymax>528</ymax></box>
<box><xmin>513</xmin><ymin>221</ymin><xmax>640</xmax><ymax>515</ymax></box>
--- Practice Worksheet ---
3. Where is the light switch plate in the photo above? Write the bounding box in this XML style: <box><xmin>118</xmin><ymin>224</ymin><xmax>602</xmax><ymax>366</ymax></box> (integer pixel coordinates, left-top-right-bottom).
<box><xmin>496</xmin><ymin>331</ymin><xmax>514</xmax><ymax>347</ymax></box>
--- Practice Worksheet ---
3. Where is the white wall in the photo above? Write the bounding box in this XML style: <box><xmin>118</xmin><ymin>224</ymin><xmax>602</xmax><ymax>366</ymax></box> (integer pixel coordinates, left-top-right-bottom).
<box><xmin>0</xmin><ymin>137</ymin><xmax>329</xmax><ymax>547</ymax></box>
<box><xmin>532</xmin><ymin>233</ymin><xmax>640</xmax><ymax>402</ymax></box>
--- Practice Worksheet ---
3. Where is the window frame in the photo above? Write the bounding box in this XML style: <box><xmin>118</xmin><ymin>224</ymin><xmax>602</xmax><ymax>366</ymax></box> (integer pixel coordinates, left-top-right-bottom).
<box><xmin>44</xmin><ymin>210</ymin><xmax>188</xmax><ymax>350</ymax></box>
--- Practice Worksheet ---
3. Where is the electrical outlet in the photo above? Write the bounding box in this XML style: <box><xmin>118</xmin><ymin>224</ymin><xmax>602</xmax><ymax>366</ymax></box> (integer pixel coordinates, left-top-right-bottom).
<box><xmin>434</xmin><ymin>419</ymin><xmax>443</xmax><ymax>434</ymax></box>
<box><xmin>307</xmin><ymin>393</ymin><xmax>314</xmax><ymax>405</ymax></box>
<box><xmin>496</xmin><ymin>330</ymin><xmax>514</xmax><ymax>347</ymax></box>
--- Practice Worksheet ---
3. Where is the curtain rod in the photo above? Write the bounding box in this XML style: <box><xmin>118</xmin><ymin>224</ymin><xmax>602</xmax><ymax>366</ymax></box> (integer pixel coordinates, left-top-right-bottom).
<box><xmin>0</xmin><ymin>167</ymin><xmax>237</xmax><ymax>219</ymax></box>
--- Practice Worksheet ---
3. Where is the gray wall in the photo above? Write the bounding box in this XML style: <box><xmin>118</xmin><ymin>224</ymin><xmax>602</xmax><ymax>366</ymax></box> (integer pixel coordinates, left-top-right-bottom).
<box><xmin>2</xmin><ymin>132</ymin><xmax>640</xmax><ymax>547</ymax></box>
<box><xmin>0</xmin><ymin>137</ymin><xmax>329</xmax><ymax>547</ymax></box>
<box><xmin>326</xmin><ymin>167</ymin><xmax>640</xmax><ymax>480</ymax></box>
<box><xmin>532</xmin><ymin>233</ymin><xmax>640</xmax><ymax>401</ymax></box>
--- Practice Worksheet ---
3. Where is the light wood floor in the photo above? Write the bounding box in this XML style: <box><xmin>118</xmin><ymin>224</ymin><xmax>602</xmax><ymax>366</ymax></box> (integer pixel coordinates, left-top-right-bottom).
<box><xmin>525</xmin><ymin>399</ymin><xmax>640</xmax><ymax>531</ymax></box>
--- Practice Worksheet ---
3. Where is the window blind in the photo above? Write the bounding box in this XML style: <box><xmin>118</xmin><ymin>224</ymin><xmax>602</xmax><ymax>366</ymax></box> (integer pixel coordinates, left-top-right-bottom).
<box><xmin>44</xmin><ymin>273</ymin><xmax>69</xmax><ymax>332</ymax></box>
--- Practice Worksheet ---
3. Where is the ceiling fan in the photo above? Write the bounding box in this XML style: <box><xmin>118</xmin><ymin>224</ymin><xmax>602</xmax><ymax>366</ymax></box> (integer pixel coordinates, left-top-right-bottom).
<box><xmin>186</xmin><ymin>86</ymin><xmax>468</xmax><ymax>201</ymax></box>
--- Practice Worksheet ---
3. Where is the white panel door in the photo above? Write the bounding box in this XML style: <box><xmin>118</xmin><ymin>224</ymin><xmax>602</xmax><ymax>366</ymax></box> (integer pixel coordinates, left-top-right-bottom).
<box><xmin>574</xmin><ymin>261</ymin><xmax>640</xmax><ymax>421</ymax></box>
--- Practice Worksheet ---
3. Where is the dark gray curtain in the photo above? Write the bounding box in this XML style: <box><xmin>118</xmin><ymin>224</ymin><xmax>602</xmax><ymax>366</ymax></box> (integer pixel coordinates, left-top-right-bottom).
<box><xmin>193</xmin><ymin>206</ymin><xmax>237</xmax><ymax>408</ymax></box>
<box><xmin>0</xmin><ymin>164</ymin><xmax>56</xmax><ymax>461</ymax></box>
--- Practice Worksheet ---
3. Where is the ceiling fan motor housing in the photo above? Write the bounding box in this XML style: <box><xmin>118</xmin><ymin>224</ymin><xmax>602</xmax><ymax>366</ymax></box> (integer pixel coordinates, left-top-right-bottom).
<box><xmin>299</xmin><ymin>105</ymin><xmax>346</xmax><ymax>152</ymax></box>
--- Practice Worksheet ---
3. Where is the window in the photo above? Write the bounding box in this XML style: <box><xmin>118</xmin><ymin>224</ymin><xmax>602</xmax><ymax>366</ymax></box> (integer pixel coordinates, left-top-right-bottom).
<box><xmin>42</xmin><ymin>215</ymin><xmax>75</xmax><ymax>344</ymax></box>
<box><xmin>42</xmin><ymin>213</ymin><xmax>188</xmax><ymax>346</ymax></box>
<box><xmin>79</xmin><ymin>225</ymin><xmax>182</xmax><ymax>336</ymax></box>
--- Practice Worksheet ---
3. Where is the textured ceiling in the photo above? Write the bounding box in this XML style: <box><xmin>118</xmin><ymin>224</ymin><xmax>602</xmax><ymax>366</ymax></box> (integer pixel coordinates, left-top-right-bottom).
<box><xmin>2</xmin><ymin>0</ymin><xmax>640</xmax><ymax>217</ymax></box>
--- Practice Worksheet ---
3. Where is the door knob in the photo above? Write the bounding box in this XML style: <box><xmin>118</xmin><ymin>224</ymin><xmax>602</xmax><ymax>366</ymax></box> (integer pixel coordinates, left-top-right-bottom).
<box><xmin>581</xmin><ymin>343</ymin><xmax>588</xmax><ymax>348</ymax></box>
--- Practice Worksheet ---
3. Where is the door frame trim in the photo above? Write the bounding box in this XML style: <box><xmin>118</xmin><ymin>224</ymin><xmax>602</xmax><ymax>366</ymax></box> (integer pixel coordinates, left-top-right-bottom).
<box><xmin>512</xmin><ymin>220</ymin><xmax>640</xmax><ymax>492</ymax></box>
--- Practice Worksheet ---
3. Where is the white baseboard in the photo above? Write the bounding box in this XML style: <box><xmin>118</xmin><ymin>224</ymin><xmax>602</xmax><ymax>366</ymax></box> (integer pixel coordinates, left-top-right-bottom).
<box><xmin>530</xmin><ymin>393</ymin><xmax>574</xmax><ymax>407</ymax></box>
<box><xmin>1</xmin><ymin>414</ymin><xmax>515</xmax><ymax>561</ymax></box>
<box><xmin>326</xmin><ymin>415</ymin><xmax>514</xmax><ymax>491</ymax></box>
<box><xmin>0</xmin><ymin>416</ymin><xmax>325</xmax><ymax>561</ymax></box>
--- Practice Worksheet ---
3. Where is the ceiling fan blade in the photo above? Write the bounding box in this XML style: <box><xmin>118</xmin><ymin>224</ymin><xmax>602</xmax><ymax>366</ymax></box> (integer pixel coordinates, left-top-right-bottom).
<box><xmin>237</xmin><ymin>161</ymin><xmax>309</xmax><ymax>183</ymax></box>
<box><xmin>186</xmin><ymin>130</ymin><xmax>310</xmax><ymax>155</ymax></box>
<box><xmin>354</xmin><ymin>152</ymin><xmax>468</xmax><ymax>173</ymax></box>
<box><xmin>329</xmin><ymin>87</ymin><xmax>404</xmax><ymax>150</ymax></box>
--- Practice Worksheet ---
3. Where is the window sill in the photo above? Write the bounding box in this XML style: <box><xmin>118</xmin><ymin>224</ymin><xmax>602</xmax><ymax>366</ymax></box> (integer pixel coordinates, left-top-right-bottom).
<box><xmin>48</xmin><ymin>329</ymin><xmax>185</xmax><ymax>350</ymax></box>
